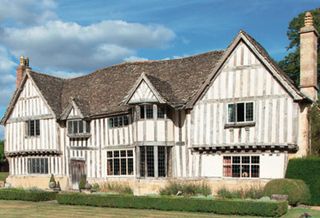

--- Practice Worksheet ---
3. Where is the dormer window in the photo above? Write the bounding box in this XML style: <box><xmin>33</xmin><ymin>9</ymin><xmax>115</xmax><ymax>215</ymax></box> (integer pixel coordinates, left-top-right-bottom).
<box><xmin>139</xmin><ymin>104</ymin><xmax>166</xmax><ymax>120</ymax></box>
<box><xmin>67</xmin><ymin>120</ymin><xmax>90</xmax><ymax>136</ymax></box>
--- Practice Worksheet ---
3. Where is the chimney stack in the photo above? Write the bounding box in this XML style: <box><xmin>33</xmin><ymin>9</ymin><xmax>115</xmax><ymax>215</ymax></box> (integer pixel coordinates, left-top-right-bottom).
<box><xmin>16</xmin><ymin>56</ymin><xmax>30</xmax><ymax>88</ymax></box>
<box><xmin>300</xmin><ymin>12</ymin><xmax>318</xmax><ymax>101</ymax></box>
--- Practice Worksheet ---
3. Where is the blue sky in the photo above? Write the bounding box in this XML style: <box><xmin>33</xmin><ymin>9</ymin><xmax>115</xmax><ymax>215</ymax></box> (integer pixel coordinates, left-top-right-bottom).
<box><xmin>0</xmin><ymin>0</ymin><xmax>319</xmax><ymax>138</ymax></box>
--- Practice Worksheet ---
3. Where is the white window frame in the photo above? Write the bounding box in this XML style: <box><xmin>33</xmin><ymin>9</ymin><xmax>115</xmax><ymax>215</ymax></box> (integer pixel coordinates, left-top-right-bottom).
<box><xmin>106</xmin><ymin>149</ymin><xmax>135</xmax><ymax>177</ymax></box>
<box><xmin>67</xmin><ymin>119</ymin><xmax>90</xmax><ymax>135</ymax></box>
<box><xmin>222</xmin><ymin>155</ymin><xmax>260</xmax><ymax>179</ymax></box>
<box><xmin>227</xmin><ymin>101</ymin><xmax>255</xmax><ymax>124</ymax></box>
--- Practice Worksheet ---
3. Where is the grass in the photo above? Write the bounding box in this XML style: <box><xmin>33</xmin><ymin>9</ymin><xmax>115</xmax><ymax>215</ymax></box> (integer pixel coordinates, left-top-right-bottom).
<box><xmin>0</xmin><ymin>200</ymin><xmax>318</xmax><ymax>218</ymax></box>
<box><xmin>0</xmin><ymin>172</ymin><xmax>8</xmax><ymax>181</ymax></box>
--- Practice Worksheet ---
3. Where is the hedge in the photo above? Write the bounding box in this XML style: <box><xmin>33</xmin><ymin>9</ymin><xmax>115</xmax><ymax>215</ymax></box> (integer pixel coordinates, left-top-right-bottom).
<box><xmin>285</xmin><ymin>157</ymin><xmax>320</xmax><ymax>205</ymax></box>
<box><xmin>57</xmin><ymin>193</ymin><xmax>288</xmax><ymax>217</ymax></box>
<box><xmin>0</xmin><ymin>188</ymin><xmax>57</xmax><ymax>201</ymax></box>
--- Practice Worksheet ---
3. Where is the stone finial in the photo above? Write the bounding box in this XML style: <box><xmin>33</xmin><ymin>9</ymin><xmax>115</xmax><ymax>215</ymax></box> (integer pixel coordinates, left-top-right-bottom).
<box><xmin>19</xmin><ymin>56</ymin><xmax>25</xmax><ymax>66</ymax></box>
<box><xmin>305</xmin><ymin>11</ymin><xmax>313</xmax><ymax>27</ymax></box>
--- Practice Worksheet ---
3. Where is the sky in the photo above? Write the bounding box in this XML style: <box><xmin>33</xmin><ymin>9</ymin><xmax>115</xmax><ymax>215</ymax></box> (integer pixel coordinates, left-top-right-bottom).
<box><xmin>0</xmin><ymin>0</ymin><xmax>319</xmax><ymax>139</ymax></box>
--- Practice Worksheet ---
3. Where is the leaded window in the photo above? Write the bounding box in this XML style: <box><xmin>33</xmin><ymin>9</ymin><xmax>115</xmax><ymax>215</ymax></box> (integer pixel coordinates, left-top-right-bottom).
<box><xmin>140</xmin><ymin>146</ymin><xmax>171</xmax><ymax>178</ymax></box>
<box><xmin>228</xmin><ymin>102</ymin><xmax>254</xmax><ymax>123</ymax></box>
<box><xmin>26</xmin><ymin>120</ymin><xmax>40</xmax><ymax>137</ymax></box>
<box><xmin>108</xmin><ymin>115</ymin><xmax>130</xmax><ymax>128</ymax></box>
<box><xmin>107</xmin><ymin>150</ymin><xmax>134</xmax><ymax>176</ymax></box>
<box><xmin>27</xmin><ymin>158</ymin><xmax>48</xmax><ymax>174</ymax></box>
<box><xmin>67</xmin><ymin>120</ymin><xmax>90</xmax><ymax>135</ymax></box>
<box><xmin>223</xmin><ymin>156</ymin><xmax>259</xmax><ymax>178</ymax></box>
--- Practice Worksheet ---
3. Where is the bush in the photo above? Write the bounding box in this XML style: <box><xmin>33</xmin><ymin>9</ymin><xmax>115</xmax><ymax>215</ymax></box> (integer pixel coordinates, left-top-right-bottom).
<box><xmin>285</xmin><ymin>157</ymin><xmax>320</xmax><ymax>205</ymax></box>
<box><xmin>79</xmin><ymin>175</ymin><xmax>86</xmax><ymax>190</ymax></box>
<box><xmin>217</xmin><ymin>185</ymin><xmax>264</xmax><ymax>199</ymax></box>
<box><xmin>159</xmin><ymin>181</ymin><xmax>211</xmax><ymax>196</ymax></box>
<box><xmin>99</xmin><ymin>182</ymin><xmax>133</xmax><ymax>195</ymax></box>
<box><xmin>263</xmin><ymin>179</ymin><xmax>310</xmax><ymax>206</ymax></box>
<box><xmin>57</xmin><ymin>193</ymin><xmax>287</xmax><ymax>217</ymax></box>
<box><xmin>0</xmin><ymin>188</ymin><xmax>57</xmax><ymax>201</ymax></box>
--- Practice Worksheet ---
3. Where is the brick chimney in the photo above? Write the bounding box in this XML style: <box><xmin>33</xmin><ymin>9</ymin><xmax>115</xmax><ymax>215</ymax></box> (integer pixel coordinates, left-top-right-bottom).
<box><xmin>16</xmin><ymin>56</ymin><xmax>30</xmax><ymax>88</ymax></box>
<box><xmin>300</xmin><ymin>12</ymin><xmax>318</xmax><ymax>101</ymax></box>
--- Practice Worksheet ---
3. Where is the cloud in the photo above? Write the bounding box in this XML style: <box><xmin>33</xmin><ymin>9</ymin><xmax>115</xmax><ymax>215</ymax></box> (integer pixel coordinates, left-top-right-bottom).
<box><xmin>124</xmin><ymin>56</ymin><xmax>149</xmax><ymax>62</ymax></box>
<box><xmin>0</xmin><ymin>0</ymin><xmax>57</xmax><ymax>25</ymax></box>
<box><xmin>0</xmin><ymin>20</ymin><xmax>175</xmax><ymax>72</ymax></box>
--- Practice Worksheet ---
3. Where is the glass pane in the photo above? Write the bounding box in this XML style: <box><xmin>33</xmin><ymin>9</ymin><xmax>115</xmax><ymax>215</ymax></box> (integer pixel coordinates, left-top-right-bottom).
<box><xmin>119</xmin><ymin>116</ymin><xmax>123</xmax><ymax>127</ymax></box>
<box><xmin>114</xmin><ymin>117</ymin><xmax>119</xmax><ymax>127</ymax></box>
<box><xmin>236</xmin><ymin>103</ymin><xmax>245</xmax><ymax>122</ymax></box>
<box><xmin>68</xmin><ymin>121</ymin><xmax>73</xmax><ymax>134</ymax></box>
<box><xmin>246</xmin><ymin>102</ymin><xmax>254</xmax><ymax>121</ymax></box>
<box><xmin>140</xmin><ymin>147</ymin><xmax>145</xmax><ymax>177</ymax></box>
<box><xmin>128</xmin><ymin>158</ymin><xmax>134</xmax><ymax>175</ymax></box>
<box><xmin>233</xmin><ymin>156</ymin><xmax>240</xmax><ymax>164</ymax></box>
<box><xmin>107</xmin><ymin>151</ymin><xmax>113</xmax><ymax>158</ymax></box>
<box><xmin>35</xmin><ymin>120</ymin><xmax>40</xmax><ymax>136</ymax></box>
<box><xmin>146</xmin><ymin>146</ymin><xmax>154</xmax><ymax>177</ymax></box>
<box><xmin>228</xmin><ymin>104</ymin><xmax>235</xmax><ymax>122</ymax></box>
<box><xmin>146</xmin><ymin>105</ymin><xmax>153</xmax><ymax>119</ymax></box>
<box><xmin>73</xmin><ymin>121</ymin><xmax>78</xmax><ymax>133</ymax></box>
<box><xmin>114</xmin><ymin>151</ymin><xmax>119</xmax><ymax>157</ymax></box>
<box><xmin>30</xmin><ymin>120</ymin><xmax>35</xmax><ymax>136</ymax></box>
<box><xmin>121</xmin><ymin>158</ymin><xmax>127</xmax><ymax>175</ymax></box>
<box><xmin>127</xmin><ymin>150</ymin><xmax>133</xmax><ymax>157</ymax></box>
<box><xmin>108</xmin><ymin>118</ymin><xmax>113</xmax><ymax>128</ymax></box>
<box><xmin>232</xmin><ymin>164</ymin><xmax>240</xmax><ymax>177</ymax></box>
<box><xmin>241</xmin><ymin>165</ymin><xmax>250</xmax><ymax>177</ymax></box>
<box><xmin>44</xmin><ymin>159</ymin><xmax>48</xmax><ymax>174</ymax></box>
<box><xmin>242</xmin><ymin>156</ymin><xmax>250</xmax><ymax>164</ymax></box>
<box><xmin>107</xmin><ymin>159</ymin><xmax>113</xmax><ymax>175</ymax></box>
<box><xmin>78</xmin><ymin>121</ymin><xmax>84</xmax><ymax>133</ymax></box>
<box><xmin>251</xmin><ymin>165</ymin><xmax>259</xmax><ymax>178</ymax></box>
<box><xmin>223</xmin><ymin>156</ymin><xmax>231</xmax><ymax>164</ymax></box>
<box><xmin>140</xmin><ymin>106</ymin><xmax>145</xmax><ymax>119</ymax></box>
<box><xmin>157</xmin><ymin>106</ymin><xmax>165</xmax><ymax>118</ymax></box>
<box><xmin>86</xmin><ymin>121</ymin><xmax>90</xmax><ymax>133</ymax></box>
<box><xmin>223</xmin><ymin>165</ymin><xmax>232</xmax><ymax>177</ymax></box>
<box><xmin>114</xmin><ymin>159</ymin><xmax>120</xmax><ymax>175</ymax></box>
<box><xmin>251</xmin><ymin>156</ymin><xmax>260</xmax><ymax>164</ymax></box>
<box><xmin>124</xmin><ymin>116</ymin><xmax>129</xmax><ymax>126</ymax></box>
<box><xmin>158</xmin><ymin>146</ymin><xmax>166</xmax><ymax>177</ymax></box>
<box><xmin>121</xmin><ymin>150</ymin><xmax>126</xmax><ymax>157</ymax></box>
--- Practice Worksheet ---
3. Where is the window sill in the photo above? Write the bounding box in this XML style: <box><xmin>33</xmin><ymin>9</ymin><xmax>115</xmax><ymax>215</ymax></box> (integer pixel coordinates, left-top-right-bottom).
<box><xmin>25</xmin><ymin>136</ymin><xmax>40</xmax><ymax>139</ymax></box>
<box><xmin>224</xmin><ymin>122</ymin><xmax>255</xmax><ymax>129</ymax></box>
<box><xmin>67</xmin><ymin>133</ymin><xmax>91</xmax><ymax>139</ymax></box>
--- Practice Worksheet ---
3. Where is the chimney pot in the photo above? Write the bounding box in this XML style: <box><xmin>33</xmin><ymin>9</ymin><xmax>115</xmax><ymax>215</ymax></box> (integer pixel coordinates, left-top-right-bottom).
<box><xmin>16</xmin><ymin>56</ymin><xmax>31</xmax><ymax>88</ymax></box>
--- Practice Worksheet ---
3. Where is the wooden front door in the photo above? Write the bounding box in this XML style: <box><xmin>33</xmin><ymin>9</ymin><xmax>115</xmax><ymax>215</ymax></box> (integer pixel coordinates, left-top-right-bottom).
<box><xmin>70</xmin><ymin>160</ymin><xmax>86</xmax><ymax>189</ymax></box>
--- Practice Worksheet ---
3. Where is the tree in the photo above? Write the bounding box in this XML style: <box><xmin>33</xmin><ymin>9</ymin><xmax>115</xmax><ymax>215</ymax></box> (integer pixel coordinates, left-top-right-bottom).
<box><xmin>278</xmin><ymin>8</ymin><xmax>320</xmax><ymax>86</ymax></box>
<box><xmin>0</xmin><ymin>141</ymin><xmax>4</xmax><ymax>162</ymax></box>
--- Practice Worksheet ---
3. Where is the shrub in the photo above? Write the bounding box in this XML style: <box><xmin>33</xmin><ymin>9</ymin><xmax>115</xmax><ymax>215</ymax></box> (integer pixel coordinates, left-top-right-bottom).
<box><xmin>0</xmin><ymin>188</ymin><xmax>57</xmax><ymax>201</ymax></box>
<box><xmin>263</xmin><ymin>179</ymin><xmax>310</xmax><ymax>206</ymax></box>
<box><xmin>57</xmin><ymin>193</ymin><xmax>288</xmax><ymax>217</ymax></box>
<box><xmin>285</xmin><ymin>157</ymin><xmax>320</xmax><ymax>205</ymax></box>
<box><xmin>91</xmin><ymin>183</ymin><xmax>100</xmax><ymax>192</ymax></box>
<box><xmin>79</xmin><ymin>175</ymin><xmax>87</xmax><ymax>190</ymax></box>
<box><xmin>159</xmin><ymin>181</ymin><xmax>211</xmax><ymax>196</ymax></box>
<box><xmin>217</xmin><ymin>185</ymin><xmax>264</xmax><ymax>199</ymax></box>
<box><xmin>99</xmin><ymin>182</ymin><xmax>133</xmax><ymax>195</ymax></box>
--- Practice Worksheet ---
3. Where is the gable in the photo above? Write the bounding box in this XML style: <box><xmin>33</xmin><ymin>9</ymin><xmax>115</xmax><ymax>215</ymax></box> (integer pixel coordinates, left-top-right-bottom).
<box><xmin>9</xmin><ymin>76</ymin><xmax>53</xmax><ymax>120</ymax></box>
<box><xmin>201</xmin><ymin>41</ymin><xmax>287</xmax><ymax>101</ymax></box>
<box><xmin>129</xmin><ymin>80</ymin><xmax>159</xmax><ymax>104</ymax></box>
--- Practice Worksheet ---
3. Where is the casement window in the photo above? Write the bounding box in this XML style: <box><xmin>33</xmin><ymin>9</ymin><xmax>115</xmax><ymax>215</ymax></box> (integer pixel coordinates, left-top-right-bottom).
<box><xmin>108</xmin><ymin>115</ymin><xmax>129</xmax><ymax>128</ymax></box>
<box><xmin>228</xmin><ymin>102</ymin><xmax>254</xmax><ymax>123</ymax></box>
<box><xmin>139</xmin><ymin>105</ymin><xmax>166</xmax><ymax>120</ymax></box>
<box><xmin>67</xmin><ymin>120</ymin><xmax>90</xmax><ymax>134</ymax></box>
<box><xmin>223</xmin><ymin>156</ymin><xmax>259</xmax><ymax>178</ymax></box>
<box><xmin>140</xmin><ymin>146</ymin><xmax>171</xmax><ymax>177</ymax></box>
<box><xmin>27</xmin><ymin>158</ymin><xmax>48</xmax><ymax>174</ymax></box>
<box><xmin>107</xmin><ymin>150</ymin><xmax>134</xmax><ymax>176</ymax></box>
<box><xmin>26</xmin><ymin>120</ymin><xmax>40</xmax><ymax>137</ymax></box>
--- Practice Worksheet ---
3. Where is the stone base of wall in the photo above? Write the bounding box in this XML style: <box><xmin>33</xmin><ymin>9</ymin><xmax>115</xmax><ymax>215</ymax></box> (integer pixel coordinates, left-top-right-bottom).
<box><xmin>6</xmin><ymin>175</ymin><xmax>69</xmax><ymax>190</ymax></box>
<box><xmin>88</xmin><ymin>177</ymin><xmax>270</xmax><ymax>196</ymax></box>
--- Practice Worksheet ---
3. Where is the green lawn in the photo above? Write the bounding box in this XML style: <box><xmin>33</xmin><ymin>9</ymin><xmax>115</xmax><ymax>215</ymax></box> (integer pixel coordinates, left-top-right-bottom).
<box><xmin>0</xmin><ymin>200</ymin><xmax>319</xmax><ymax>218</ymax></box>
<box><xmin>0</xmin><ymin>172</ymin><xmax>8</xmax><ymax>181</ymax></box>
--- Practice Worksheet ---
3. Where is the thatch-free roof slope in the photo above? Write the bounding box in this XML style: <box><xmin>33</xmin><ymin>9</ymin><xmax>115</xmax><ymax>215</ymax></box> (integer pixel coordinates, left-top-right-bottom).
<box><xmin>31</xmin><ymin>50</ymin><xmax>224</xmax><ymax>119</ymax></box>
